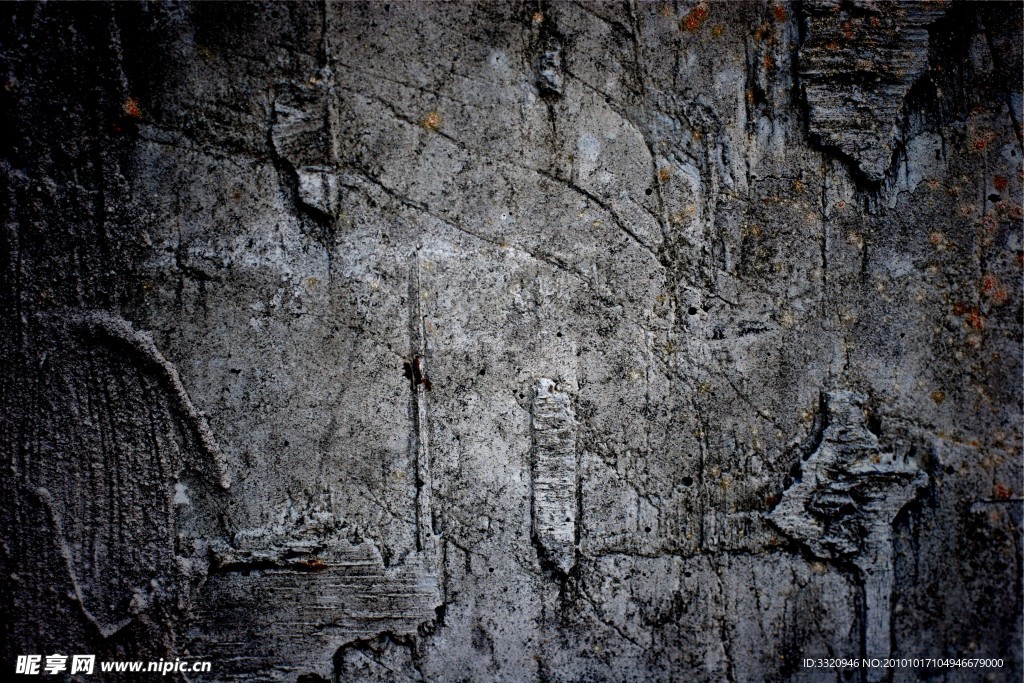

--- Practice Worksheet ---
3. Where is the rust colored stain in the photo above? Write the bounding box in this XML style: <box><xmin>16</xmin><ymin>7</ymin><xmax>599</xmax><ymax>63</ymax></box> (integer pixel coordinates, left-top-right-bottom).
<box><xmin>983</xmin><ymin>276</ymin><xmax>1009</xmax><ymax>306</ymax></box>
<box><xmin>970</xmin><ymin>132</ymin><xmax>995</xmax><ymax>150</ymax></box>
<box><xmin>994</xmin><ymin>175</ymin><xmax>1008</xmax><ymax>191</ymax></box>
<box><xmin>681</xmin><ymin>5</ymin><xmax>709</xmax><ymax>32</ymax></box>
<box><xmin>981</xmin><ymin>274</ymin><xmax>999</xmax><ymax>293</ymax></box>
<box><xmin>965</xmin><ymin>307</ymin><xmax>984</xmax><ymax>330</ymax></box>
<box><xmin>772</xmin><ymin>5</ymin><xmax>787</xmax><ymax>22</ymax></box>
<box><xmin>931</xmin><ymin>390</ymin><xmax>946</xmax><ymax>405</ymax></box>
<box><xmin>952</xmin><ymin>302</ymin><xmax>967</xmax><ymax>316</ymax></box>
<box><xmin>123</xmin><ymin>97</ymin><xmax>142</xmax><ymax>119</ymax></box>
<box><xmin>994</xmin><ymin>483</ymin><xmax>1013</xmax><ymax>500</ymax></box>
<box><xmin>294</xmin><ymin>558</ymin><xmax>328</xmax><ymax>572</ymax></box>
<box><xmin>421</xmin><ymin>111</ymin><xmax>442</xmax><ymax>131</ymax></box>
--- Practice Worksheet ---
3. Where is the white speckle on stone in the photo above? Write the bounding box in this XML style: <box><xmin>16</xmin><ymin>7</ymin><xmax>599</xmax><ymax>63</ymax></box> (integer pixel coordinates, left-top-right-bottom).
<box><xmin>174</xmin><ymin>483</ymin><xmax>191</xmax><ymax>506</ymax></box>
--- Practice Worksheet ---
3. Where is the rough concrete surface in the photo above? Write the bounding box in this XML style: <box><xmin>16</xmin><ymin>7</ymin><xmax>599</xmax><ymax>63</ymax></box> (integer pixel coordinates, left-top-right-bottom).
<box><xmin>1</xmin><ymin>1</ymin><xmax>1021</xmax><ymax>681</ymax></box>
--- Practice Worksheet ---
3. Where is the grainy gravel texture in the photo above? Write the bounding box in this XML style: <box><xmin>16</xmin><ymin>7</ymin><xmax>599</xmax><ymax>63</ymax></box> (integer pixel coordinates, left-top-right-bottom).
<box><xmin>1</xmin><ymin>2</ymin><xmax>1022</xmax><ymax>682</ymax></box>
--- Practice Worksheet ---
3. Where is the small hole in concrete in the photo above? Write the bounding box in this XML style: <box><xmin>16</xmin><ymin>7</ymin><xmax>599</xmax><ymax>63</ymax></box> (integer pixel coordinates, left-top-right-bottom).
<box><xmin>687</xmin><ymin>306</ymin><xmax>698</xmax><ymax>315</ymax></box>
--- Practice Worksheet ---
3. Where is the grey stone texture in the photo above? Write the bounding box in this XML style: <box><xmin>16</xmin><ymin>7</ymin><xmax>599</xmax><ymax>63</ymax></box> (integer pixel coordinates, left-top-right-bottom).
<box><xmin>1</xmin><ymin>1</ymin><xmax>1021</xmax><ymax>681</ymax></box>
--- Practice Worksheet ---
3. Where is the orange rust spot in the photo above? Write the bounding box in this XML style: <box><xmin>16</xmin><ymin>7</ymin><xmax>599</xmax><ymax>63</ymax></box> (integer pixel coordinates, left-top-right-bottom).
<box><xmin>123</xmin><ymin>97</ymin><xmax>142</xmax><ymax>120</ymax></box>
<box><xmin>929</xmin><ymin>231</ymin><xmax>943</xmax><ymax>245</ymax></box>
<box><xmin>765</xmin><ymin>494</ymin><xmax>778</xmax><ymax>506</ymax></box>
<box><xmin>994</xmin><ymin>483</ymin><xmax>1013</xmax><ymax>500</ymax></box>
<box><xmin>930</xmin><ymin>389</ymin><xmax>946</xmax><ymax>405</ymax></box>
<box><xmin>981</xmin><ymin>274</ymin><xmax>998</xmax><ymax>293</ymax></box>
<box><xmin>994</xmin><ymin>175</ymin><xmax>1008</xmax><ymax>191</ymax></box>
<box><xmin>835</xmin><ymin>200</ymin><xmax>847</xmax><ymax>209</ymax></box>
<box><xmin>928</xmin><ymin>179</ymin><xmax>940</xmax><ymax>189</ymax></box>
<box><xmin>658</xmin><ymin>165</ymin><xmax>674</xmax><ymax>183</ymax></box>
<box><xmin>973</xmin><ymin>138</ymin><xmax>989</xmax><ymax>151</ymax></box>
<box><xmin>991</xmin><ymin>288</ymin><xmax>1008</xmax><ymax>306</ymax></box>
<box><xmin>868</xmin><ymin>16</ymin><xmax>881</xmax><ymax>28</ymax></box>
<box><xmin>421</xmin><ymin>111</ymin><xmax>442</xmax><ymax>131</ymax></box>
<box><xmin>746</xmin><ymin>88</ymin><xmax>755</xmax><ymax>104</ymax></box>
<box><xmin>825</xmin><ymin>40</ymin><xmax>840</xmax><ymax>51</ymax></box>
<box><xmin>711</xmin><ymin>24</ymin><xmax>725</xmax><ymax>37</ymax></box>
<box><xmin>764</xmin><ymin>53</ymin><xmax>775</xmax><ymax>70</ymax></box>
<box><xmin>791</xmin><ymin>179</ymin><xmax>806</xmax><ymax>192</ymax></box>
<box><xmin>681</xmin><ymin>5</ymin><xmax>709</xmax><ymax>31</ymax></box>
<box><xmin>952</xmin><ymin>302</ymin><xmax>966</xmax><ymax>316</ymax></box>
<box><xmin>531</xmin><ymin>11</ymin><xmax>544</xmax><ymax>25</ymax></box>
<box><xmin>772</xmin><ymin>5</ymin><xmax>787</xmax><ymax>21</ymax></box>
<box><xmin>660</xmin><ymin>4</ymin><xmax>674</xmax><ymax>18</ymax></box>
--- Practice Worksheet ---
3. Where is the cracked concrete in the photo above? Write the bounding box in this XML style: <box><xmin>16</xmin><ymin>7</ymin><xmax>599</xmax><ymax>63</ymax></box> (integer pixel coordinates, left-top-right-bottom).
<box><xmin>1</xmin><ymin>2</ymin><xmax>1021</xmax><ymax>681</ymax></box>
